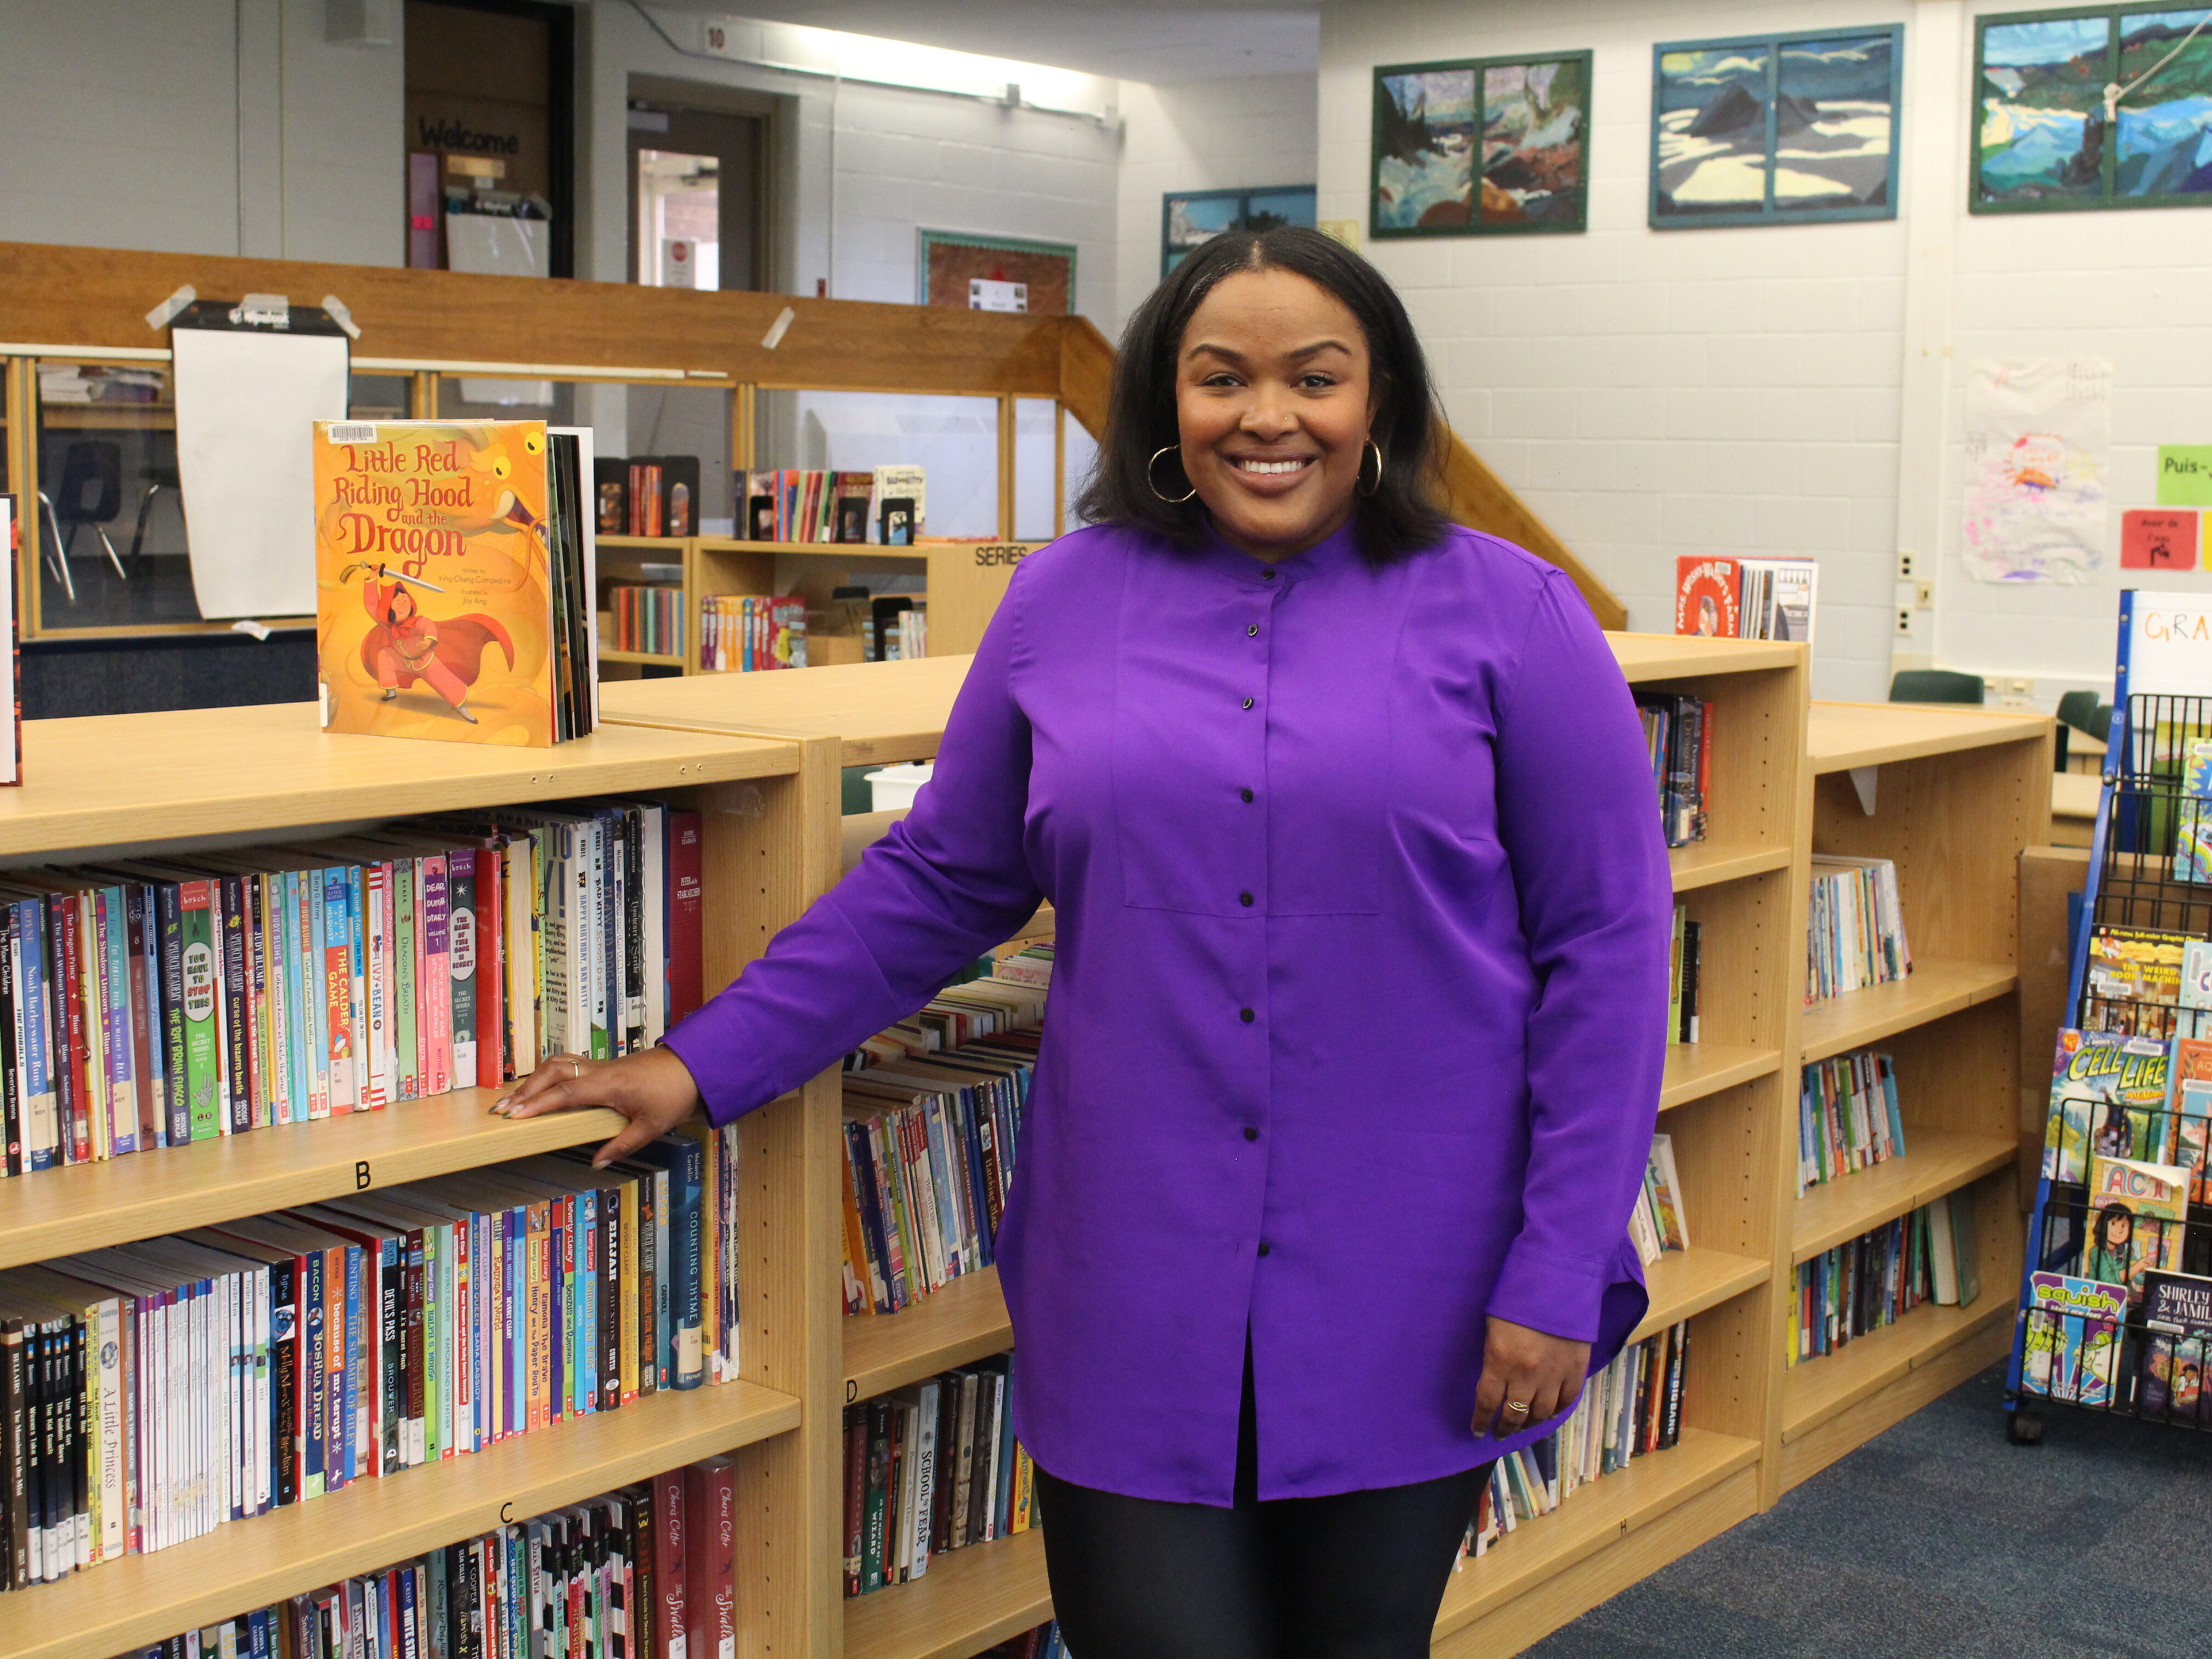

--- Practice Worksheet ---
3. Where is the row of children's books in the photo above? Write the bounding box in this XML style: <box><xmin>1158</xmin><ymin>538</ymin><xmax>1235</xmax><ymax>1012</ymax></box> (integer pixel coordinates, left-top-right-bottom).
<box><xmin>879</xmin><ymin>602</ymin><xmax>928</xmax><ymax>663</ymax></box>
<box><xmin>1636</xmin><ymin>694</ymin><xmax>1711</xmax><ymax>848</ymax></box>
<box><xmin>592</xmin><ymin>455</ymin><xmax>701</xmax><ymax>540</ymax></box>
<box><xmin>979</xmin><ymin>1623</ymin><xmax>1068</xmax><ymax>1659</ymax></box>
<box><xmin>741</xmin><ymin>466</ymin><xmax>926</xmax><ymax>546</ymax></box>
<box><xmin>1627</xmin><ymin>1133</ymin><xmax>1689</xmax><ymax>1268</ymax></box>
<box><xmin>1672</xmin><ymin>555</ymin><xmax>1818</xmax><ymax>645</ymax></box>
<box><xmin>699</xmin><ymin>594</ymin><xmax>808</xmax><ymax>673</ymax></box>
<box><xmin>0</xmin><ymin>799</ymin><xmax>706</xmax><ymax>1178</ymax></box>
<box><xmin>838</xmin><ymin>969</ymin><xmax>1048</xmax><ymax>1318</ymax></box>
<box><xmin>1806</xmin><ymin>854</ymin><xmax>1911</xmax><ymax>1005</ymax></box>
<box><xmin>1668</xmin><ymin>904</ymin><xmax>1701</xmax><ymax>1045</ymax></box>
<box><xmin>0</xmin><ymin>1130</ymin><xmax>740</xmax><ymax>1593</ymax></box>
<box><xmin>117</xmin><ymin>1453</ymin><xmax>739</xmax><ymax>1659</ymax></box>
<box><xmin>604</xmin><ymin>584</ymin><xmax>684</xmax><ymax>658</ymax></box>
<box><xmin>1459</xmin><ymin>1321</ymin><xmax>1689</xmax><ymax>1562</ymax></box>
<box><xmin>1799</xmin><ymin>1048</ymin><xmax>1906</xmax><ymax>1192</ymax></box>
<box><xmin>1787</xmin><ymin>1192</ymin><xmax>1980</xmax><ymax>1365</ymax></box>
<box><xmin>2022</xmin><ymin>1266</ymin><xmax>2212</xmax><ymax>1425</ymax></box>
<box><xmin>843</xmin><ymin>1352</ymin><xmax>1035</xmax><ymax>1598</ymax></box>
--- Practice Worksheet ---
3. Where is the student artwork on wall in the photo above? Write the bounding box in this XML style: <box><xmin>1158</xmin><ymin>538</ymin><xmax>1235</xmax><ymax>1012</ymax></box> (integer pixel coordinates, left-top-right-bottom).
<box><xmin>917</xmin><ymin>231</ymin><xmax>1074</xmax><ymax>315</ymax></box>
<box><xmin>1162</xmin><ymin>187</ymin><xmax>1318</xmax><ymax>275</ymax></box>
<box><xmin>1650</xmin><ymin>26</ymin><xmax>1903</xmax><ymax>227</ymax></box>
<box><xmin>1370</xmin><ymin>52</ymin><xmax>1590</xmax><ymax>238</ymax></box>
<box><xmin>1974</xmin><ymin>7</ymin><xmax>2212</xmax><ymax>212</ymax></box>
<box><xmin>1960</xmin><ymin>357</ymin><xmax>2115</xmax><ymax>584</ymax></box>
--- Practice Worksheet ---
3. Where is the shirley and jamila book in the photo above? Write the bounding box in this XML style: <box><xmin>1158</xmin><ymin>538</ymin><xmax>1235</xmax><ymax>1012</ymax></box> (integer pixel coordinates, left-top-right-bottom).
<box><xmin>314</xmin><ymin>419</ymin><xmax>598</xmax><ymax>747</ymax></box>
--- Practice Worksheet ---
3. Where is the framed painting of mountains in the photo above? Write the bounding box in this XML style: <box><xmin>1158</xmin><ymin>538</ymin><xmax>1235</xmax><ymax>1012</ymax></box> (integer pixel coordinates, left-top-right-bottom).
<box><xmin>1650</xmin><ymin>26</ymin><xmax>1903</xmax><ymax>227</ymax></box>
<box><xmin>1372</xmin><ymin>51</ymin><xmax>1592</xmax><ymax>238</ymax></box>
<box><xmin>1974</xmin><ymin>6</ymin><xmax>2212</xmax><ymax>213</ymax></box>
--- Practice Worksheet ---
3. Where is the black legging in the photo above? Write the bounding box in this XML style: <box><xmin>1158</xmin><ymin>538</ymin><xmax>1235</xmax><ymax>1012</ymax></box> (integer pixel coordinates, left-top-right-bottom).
<box><xmin>1033</xmin><ymin>1341</ymin><xmax>1487</xmax><ymax>1659</ymax></box>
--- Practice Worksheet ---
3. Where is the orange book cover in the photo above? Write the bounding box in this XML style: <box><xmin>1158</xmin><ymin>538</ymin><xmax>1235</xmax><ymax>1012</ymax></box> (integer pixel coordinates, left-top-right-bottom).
<box><xmin>314</xmin><ymin>420</ymin><xmax>555</xmax><ymax>746</ymax></box>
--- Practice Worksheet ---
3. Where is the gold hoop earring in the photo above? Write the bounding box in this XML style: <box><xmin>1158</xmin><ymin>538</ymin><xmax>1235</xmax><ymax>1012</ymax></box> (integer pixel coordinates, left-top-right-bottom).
<box><xmin>1147</xmin><ymin>445</ymin><xmax>1198</xmax><ymax>504</ymax></box>
<box><xmin>1358</xmin><ymin>438</ymin><xmax>1385</xmax><ymax>497</ymax></box>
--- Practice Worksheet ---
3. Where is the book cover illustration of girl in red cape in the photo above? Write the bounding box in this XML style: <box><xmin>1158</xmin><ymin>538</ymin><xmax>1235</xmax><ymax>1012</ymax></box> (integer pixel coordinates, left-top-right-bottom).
<box><xmin>347</xmin><ymin>562</ymin><xmax>515</xmax><ymax>725</ymax></box>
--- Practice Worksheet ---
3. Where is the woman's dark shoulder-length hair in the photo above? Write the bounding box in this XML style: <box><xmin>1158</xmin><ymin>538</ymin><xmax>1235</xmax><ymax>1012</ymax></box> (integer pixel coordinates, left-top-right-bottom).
<box><xmin>1075</xmin><ymin>225</ymin><xmax>1451</xmax><ymax>565</ymax></box>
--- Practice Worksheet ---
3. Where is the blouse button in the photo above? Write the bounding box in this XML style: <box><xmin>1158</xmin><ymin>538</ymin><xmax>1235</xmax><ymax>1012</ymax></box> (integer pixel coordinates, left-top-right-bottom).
<box><xmin>1240</xmin><ymin>787</ymin><xmax>1254</xmax><ymax>803</ymax></box>
<box><xmin>1261</xmin><ymin>569</ymin><xmax>1277</xmax><ymax>581</ymax></box>
<box><xmin>1257</xmin><ymin>1241</ymin><xmax>1272</xmax><ymax>1255</ymax></box>
<box><xmin>1239</xmin><ymin>892</ymin><xmax>1254</xmax><ymax>906</ymax></box>
<box><xmin>1240</xmin><ymin>696</ymin><xmax>1254</xmax><ymax>710</ymax></box>
<box><xmin>1246</xmin><ymin>623</ymin><xmax>1259</xmax><ymax>637</ymax></box>
<box><xmin>1243</xmin><ymin>1126</ymin><xmax>1259</xmax><ymax>1142</ymax></box>
<box><xmin>1239</xmin><ymin>1007</ymin><xmax>1255</xmax><ymax>1022</ymax></box>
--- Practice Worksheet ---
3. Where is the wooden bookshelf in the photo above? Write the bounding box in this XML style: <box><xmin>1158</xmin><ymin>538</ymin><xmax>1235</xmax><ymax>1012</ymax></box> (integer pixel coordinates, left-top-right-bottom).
<box><xmin>607</xmin><ymin>631</ymin><xmax>1811</xmax><ymax>1659</ymax></box>
<box><xmin>0</xmin><ymin>1378</ymin><xmax>802</xmax><ymax>1659</ymax></box>
<box><xmin>0</xmin><ymin>708</ymin><xmax>847</xmax><ymax>1658</ymax></box>
<box><xmin>1776</xmin><ymin>701</ymin><xmax>2050</xmax><ymax>1496</ymax></box>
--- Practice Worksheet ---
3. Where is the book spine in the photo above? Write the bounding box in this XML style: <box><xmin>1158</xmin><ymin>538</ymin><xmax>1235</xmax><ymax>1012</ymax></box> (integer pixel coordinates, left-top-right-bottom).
<box><xmin>218</xmin><ymin>877</ymin><xmax>251</xmax><ymax>1135</ymax></box>
<box><xmin>424</xmin><ymin>854</ymin><xmax>452</xmax><ymax>1096</ymax></box>
<box><xmin>665</xmin><ymin>811</ymin><xmax>704</xmax><ymax>1025</ymax></box>
<box><xmin>449</xmin><ymin>850</ymin><xmax>479</xmax><ymax>1090</ymax></box>
<box><xmin>343</xmin><ymin>865</ymin><xmax>368</xmax><ymax>1111</ymax></box>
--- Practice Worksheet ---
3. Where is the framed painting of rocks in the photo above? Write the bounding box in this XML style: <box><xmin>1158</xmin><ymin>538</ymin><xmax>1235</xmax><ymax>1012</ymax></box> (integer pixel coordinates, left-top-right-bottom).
<box><xmin>1651</xmin><ymin>26</ymin><xmax>1903</xmax><ymax>227</ymax></box>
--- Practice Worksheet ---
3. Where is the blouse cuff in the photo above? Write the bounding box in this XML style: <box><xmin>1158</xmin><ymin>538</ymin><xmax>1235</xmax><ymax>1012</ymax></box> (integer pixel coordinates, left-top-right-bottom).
<box><xmin>660</xmin><ymin>1022</ymin><xmax>748</xmax><ymax>1130</ymax></box>
<box><xmin>1485</xmin><ymin>1238</ymin><xmax>1613</xmax><ymax>1344</ymax></box>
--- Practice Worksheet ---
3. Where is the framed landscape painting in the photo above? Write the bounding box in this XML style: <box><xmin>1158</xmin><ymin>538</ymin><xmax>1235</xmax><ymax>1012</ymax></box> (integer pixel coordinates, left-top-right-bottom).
<box><xmin>1162</xmin><ymin>185</ymin><xmax>1317</xmax><ymax>275</ymax></box>
<box><xmin>1651</xmin><ymin>26</ymin><xmax>1903</xmax><ymax>227</ymax></box>
<box><xmin>1371</xmin><ymin>51</ymin><xmax>1591</xmax><ymax>238</ymax></box>
<box><xmin>1974</xmin><ymin>5</ymin><xmax>2212</xmax><ymax>212</ymax></box>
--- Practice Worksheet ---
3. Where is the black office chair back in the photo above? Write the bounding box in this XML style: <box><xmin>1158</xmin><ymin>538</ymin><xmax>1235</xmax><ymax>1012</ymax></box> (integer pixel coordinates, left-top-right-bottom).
<box><xmin>56</xmin><ymin>442</ymin><xmax>123</xmax><ymax>524</ymax></box>
<box><xmin>1887</xmin><ymin>669</ymin><xmax>1985</xmax><ymax>706</ymax></box>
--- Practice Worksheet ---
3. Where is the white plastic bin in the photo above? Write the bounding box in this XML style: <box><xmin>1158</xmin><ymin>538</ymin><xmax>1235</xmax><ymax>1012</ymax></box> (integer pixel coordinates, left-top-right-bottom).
<box><xmin>865</xmin><ymin>761</ymin><xmax>935</xmax><ymax>811</ymax></box>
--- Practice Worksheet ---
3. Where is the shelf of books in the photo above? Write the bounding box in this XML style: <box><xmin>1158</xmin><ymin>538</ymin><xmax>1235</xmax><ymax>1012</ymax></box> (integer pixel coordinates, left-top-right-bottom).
<box><xmin>1775</xmin><ymin>701</ymin><xmax>2051</xmax><ymax>1494</ymax></box>
<box><xmin>0</xmin><ymin>702</ymin><xmax>847</xmax><ymax>1659</ymax></box>
<box><xmin>602</xmin><ymin>631</ymin><xmax>1811</xmax><ymax>1659</ymax></box>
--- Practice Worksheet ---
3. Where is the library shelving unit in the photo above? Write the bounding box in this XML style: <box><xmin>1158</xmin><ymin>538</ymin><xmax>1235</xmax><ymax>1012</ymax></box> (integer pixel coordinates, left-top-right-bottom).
<box><xmin>1778</xmin><ymin>700</ymin><xmax>2052</xmax><ymax>1494</ymax></box>
<box><xmin>599</xmin><ymin>634</ymin><xmax>1812</xmax><ymax>1659</ymax></box>
<box><xmin>0</xmin><ymin>703</ymin><xmax>845</xmax><ymax>1659</ymax></box>
<box><xmin>593</xmin><ymin>535</ymin><xmax>1041</xmax><ymax>678</ymax></box>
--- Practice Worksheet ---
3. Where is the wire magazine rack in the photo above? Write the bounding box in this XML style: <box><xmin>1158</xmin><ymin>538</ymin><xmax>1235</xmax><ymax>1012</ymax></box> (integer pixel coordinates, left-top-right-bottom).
<box><xmin>2004</xmin><ymin>689</ymin><xmax>2212</xmax><ymax>1442</ymax></box>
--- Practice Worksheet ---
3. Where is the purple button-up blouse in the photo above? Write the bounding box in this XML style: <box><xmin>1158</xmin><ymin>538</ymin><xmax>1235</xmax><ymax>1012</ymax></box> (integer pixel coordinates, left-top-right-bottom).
<box><xmin>663</xmin><ymin>517</ymin><xmax>1673</xmax><ymax>1505</ymax></box>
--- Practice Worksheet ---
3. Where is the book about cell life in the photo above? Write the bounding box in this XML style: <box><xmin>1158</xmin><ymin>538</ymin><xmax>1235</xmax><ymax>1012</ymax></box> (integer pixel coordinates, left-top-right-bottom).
<box><xmin>314</xmin><ymin>420</ymin><xmax>597</xmax><ymax>747</ymax></box>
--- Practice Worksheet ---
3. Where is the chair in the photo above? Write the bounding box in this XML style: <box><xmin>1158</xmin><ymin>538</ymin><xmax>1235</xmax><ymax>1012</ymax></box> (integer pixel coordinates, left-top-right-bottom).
<box><xmin>38</xmin><ymin>441</ymin><xmax>129</xmax><ymax>603</ymax></box>
<box><xmin>1888</xmin><ymin>669</ymin><xmax>1985</xmax><ymax>706</ymax></box>
<box><xmin>2056</xmin><ymin>690</ymin><xmax>2111</xmax><ymax>743</ymax></box>
<box><xmin>129</xmin><ymin>462</ymin><xmax>183</xmax><ymax>560</ymax></box>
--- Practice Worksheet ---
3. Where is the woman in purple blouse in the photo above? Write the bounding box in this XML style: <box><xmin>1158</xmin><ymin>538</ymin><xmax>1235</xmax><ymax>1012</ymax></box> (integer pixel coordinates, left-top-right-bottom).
<box><xmin>503</xmin><ymin>227</ymin><xmax>1672</xmax><ymax>1656</ymax></box>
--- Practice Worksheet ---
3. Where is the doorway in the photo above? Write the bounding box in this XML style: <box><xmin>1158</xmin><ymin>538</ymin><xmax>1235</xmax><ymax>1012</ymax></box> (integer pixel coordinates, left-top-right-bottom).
<box><xmin>627</xmin><ymin>101</ymin><xmax>768</xmax><ymax>291</ymax></box>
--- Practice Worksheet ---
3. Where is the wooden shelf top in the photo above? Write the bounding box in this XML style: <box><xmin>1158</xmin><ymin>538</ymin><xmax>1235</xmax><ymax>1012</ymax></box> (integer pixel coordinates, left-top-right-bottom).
<box><xmin>1808</xmin><ymin>701</ymin><xmax>2052</xmax><ymax>775</ymax></box>
<box><xmin>1660</xmin><ymin>1042</ymin><xmax>1781</xmax><ymax>1111</ymax></box>
<box><xmin>600</xmin><ymin>657</ymin><xmax>968</xmax><ymax>767</ymax></box>
<box><xmin>0</xmin><ymin>702</ymin><xmax>795</xmax><ymax>856</ymax></box>
<box><xmin>596</xmin><ymin>535</ymin><xmax>690</xmax><ymax>550</ymax></box>
<box><xmin>1670</xmin><ymin>840</ymin><xmax>1791</xmax><ymax>893</ymax></box>
<box><xmin>0</xmin><ymin>1376</ymin><xmax>801</xmax><ymax>1659</ymax></box>
<box><xmin>597</xmin><ymin>647</ymin><xmax>687</xmax><ymax>666</ymax></box>
<box><xmin>1634</xmin><ymin>1247</ymin><xmax>1772</xmax><ymax>1344</ymax></box>
<box><xmin>1790</xmin><ymin>1128</ymin><xmax>2015</xmax><ymax>1264</ymax></box>
<box><xmin>1606</xmin><ymin>633</ymin><xmax>1805</xmax><ymax>682</ymax></box>
<box><xmin>1800</xmin><ymin>958</ymin><xmax>2017</xmax><ymax>1062</ymax></box>
<box><xmin>844</xmin><ymin>1526</ymin><xmax>1051</xmax><ymax>1659</ymax></box>
<box><xmin>0</xmin><ymin>1086</ymin><xmax>764</xmax><ymax>1269</ymax></box>
<box><xmin>1781</xmin><ymin>1295</ymin><xmax>2012</xmax><ymax>1443</ymax></box>
<box><xmin>700</xmin><ymin>536</ymin><xmax>928</xmax><ymax>560</ymax></box>
<box><xmin>845</xmin><ymin>1266</ymin><xmax>1014</xmax><ymax>1404</ymax></box>
<box><xmin>1431</xmin><ymin>1427</ymin><xmax>1759</xmax><ymax>1643</ymax></box>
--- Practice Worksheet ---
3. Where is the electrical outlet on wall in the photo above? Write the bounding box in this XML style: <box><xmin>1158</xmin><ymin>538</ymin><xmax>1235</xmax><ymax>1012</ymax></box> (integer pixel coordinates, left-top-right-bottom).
<box><xmin>1898</xmin><ymin>550</ymin><xmax>1916</xmax><ymax>580</ymax></box>
<box><xmin>1896</xmin><ymin>607</ymin><xmax>1915</xmax><ymax>635</ymax></box>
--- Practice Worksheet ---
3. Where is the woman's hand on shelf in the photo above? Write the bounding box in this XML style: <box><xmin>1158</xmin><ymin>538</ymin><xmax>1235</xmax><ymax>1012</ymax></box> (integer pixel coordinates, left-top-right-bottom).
<box><xmin>494</xmin><ymin>1044</ymin><xmax>706</xmax><ymax>1167</ymax></box>
<box><xmin>1471</xmin><ymin>1314</ymin><xmax>1592</xmax><ymax>1440</ymax></box>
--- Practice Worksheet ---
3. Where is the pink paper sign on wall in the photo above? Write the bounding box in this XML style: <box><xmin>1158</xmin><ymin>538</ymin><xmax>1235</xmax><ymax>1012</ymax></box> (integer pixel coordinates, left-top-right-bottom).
<box><xmin>2122</xmin><ymin>509</ymin><xmax>2200</xmax><ymax>571</ymax></box>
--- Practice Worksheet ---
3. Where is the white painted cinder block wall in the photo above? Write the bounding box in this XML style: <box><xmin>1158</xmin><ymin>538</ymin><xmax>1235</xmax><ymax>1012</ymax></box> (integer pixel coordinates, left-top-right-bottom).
<box><xmin>0</xmin><ymin>0</ymin><xmax>403</xmax><ymax>266</ymax></box>
<box><xmin>1322</xmin><ymin>0</ymin><xmax>2212</xmax><ymax>704</ymax></box>
<box><xmin>1114</xmin><ymin>74</ymin><xmax>1321</xmax><ymax>334</ymax></box>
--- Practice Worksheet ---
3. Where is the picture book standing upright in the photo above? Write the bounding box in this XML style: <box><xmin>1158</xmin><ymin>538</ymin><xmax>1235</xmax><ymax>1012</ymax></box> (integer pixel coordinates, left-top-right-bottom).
<box><xmin>313</xmin><ymin>420</ymin><xmax>598</xmax><ymax>747</ymax></box>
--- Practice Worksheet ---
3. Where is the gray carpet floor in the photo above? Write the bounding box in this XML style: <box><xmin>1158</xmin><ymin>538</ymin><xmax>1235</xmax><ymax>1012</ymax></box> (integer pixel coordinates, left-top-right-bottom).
<box><xmin>1523</xmin><ymin>1361</ymin><xmax>2212</xmax><ymax>1658</ymax></box>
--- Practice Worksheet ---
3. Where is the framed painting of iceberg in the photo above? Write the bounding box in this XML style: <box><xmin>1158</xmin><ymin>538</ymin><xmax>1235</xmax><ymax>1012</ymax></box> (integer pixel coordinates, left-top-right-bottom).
<box><xmin>1651</xmin><ymin>26</ymin><xmax>1903</xmax><ymax>228</ymax></box>
<box><xmin>1974</xmin><ymin>6</ymin><xmax>2212</xmax><ymax>212</ymax></box>
<box><xmin>1372</xmin><ymin>51</ymin><xmax>1591</xmax><ymax>239</ymax></box>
